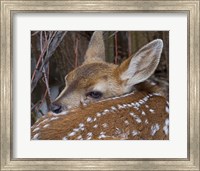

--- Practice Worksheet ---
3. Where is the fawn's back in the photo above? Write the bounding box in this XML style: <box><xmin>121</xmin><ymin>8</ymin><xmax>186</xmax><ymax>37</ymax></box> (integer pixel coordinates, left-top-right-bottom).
<box><xmin>31</xmin><ymin>91</ymin><xmax>169</xmax><ymax>140</ymax></box>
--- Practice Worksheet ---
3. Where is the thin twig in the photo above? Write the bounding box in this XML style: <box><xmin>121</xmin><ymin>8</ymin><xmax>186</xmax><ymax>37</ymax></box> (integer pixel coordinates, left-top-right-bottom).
<box><xmin>31</xmin><ymin>36</ymin><xmax>49</xmax><ymax>81</ymax></box>
<box><xmin>108</xmin><ymin>31</ymin><xmax>118</xmax><ymax>39</ymax></box>
<box><xmin>42</xmin><ymin>66</ymin><xmax>52</xmax><ymax>102</ymax></box>
<box><xmin>74</xmin><ymin>36</ymin><xmax>79</xmax><ymax>68</ymax></box>
<box><xmin>31</xmin><ymin>31</ymin><xmax>40</xmax><ymax>36</ymax></box>
<box><xmin>40</xmin><ymin>31</ymin><xmax>43</xmax><ymax>52</ymax></box>
<box><xmin>39</xmin><ymin>31</ymin><xmax>67</xmax><ymax>71</ymax></box>
<box><xmin>114</xmin><ymin>32</ymin><xmax>118</xmax><ymax>64</ymax></box>
<box><xmin>31</xmin><ymin>101</ymin><xmax>41</xmax><ymax>111</ymax></box>
<box><xmin>31</xmin><ymin>31</ymin><xmax>67</xmax><ymax>93</ymax></box>
<box><xmin>40</xmin><ymin>32</ymin><xmax>52</xmax><ymax>102</ymax></box>
<box><xmin>128</xmin><ymin>32</ymin><xmax>132</xmax><ymax>57</ymax></box>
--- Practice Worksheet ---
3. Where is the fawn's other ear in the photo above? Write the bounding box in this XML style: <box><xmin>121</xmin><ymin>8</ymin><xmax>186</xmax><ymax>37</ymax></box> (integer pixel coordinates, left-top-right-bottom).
<box><xmin>84</xmin><ymin>31</ymin><xmax>105</xmax><ymax>63</ymax></box>
<box><xmin>118</xmin><ymin>39</ymin><xmax>163</xmax><ymax>89</ymax></box>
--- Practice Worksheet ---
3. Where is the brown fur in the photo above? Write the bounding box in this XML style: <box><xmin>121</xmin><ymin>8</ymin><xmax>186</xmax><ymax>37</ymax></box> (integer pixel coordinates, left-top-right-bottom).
<box><xmin>31</xmin><ymin>92</ymin><xmax>169</xmax><ymax>140</ymax></box>
<box><xmin>54</xmin><ymin>62</ymin><xmax>123</xmax><ymax>108</ymax></box>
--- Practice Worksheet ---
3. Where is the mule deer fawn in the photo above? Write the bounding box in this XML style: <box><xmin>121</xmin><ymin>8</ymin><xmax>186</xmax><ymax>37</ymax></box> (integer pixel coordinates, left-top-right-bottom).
<box><xmin>31</xmin><ymin>31</ymin><xmax>169</xmax><ymax>140</ymax></box>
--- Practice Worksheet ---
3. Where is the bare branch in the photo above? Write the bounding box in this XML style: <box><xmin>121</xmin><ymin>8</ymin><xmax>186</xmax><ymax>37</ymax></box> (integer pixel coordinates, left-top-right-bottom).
<box><xmin>31</xmin><ymin>31</ymin><xmax>67</xmax><ymax>92</ymax></box>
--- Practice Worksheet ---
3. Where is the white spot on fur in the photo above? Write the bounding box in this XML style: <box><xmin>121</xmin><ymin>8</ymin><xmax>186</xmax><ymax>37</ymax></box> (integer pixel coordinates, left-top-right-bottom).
<box><xmin>141</xmin><ymin>111</ymin><xmax>146</xmax><ymax>115</ymax></box>
<box><xmin>102</xmin><ymin>109</ymin><xmax>109</xmax><ymax>115</ymax></box>
<box><xmin>68</xmin><ymin>132</ymin><xmax>76</xmax><ymax>137</ymax></box>
<box><xmin>111</xmin><ymin>106</ymin><xmax>117</xmax><ymax>111</ymax></box>
<box><xmin>50</xmin><ymin>117</ymin><xmax>59</xmax><ymax>121</ymax></box>
<box><xmin>153</xmin><ymin>93</ymin><xmax>161</xmax><ymax>96</ymax></box>
<box><xmin>123</xmin><ymin>104</ymin><xmax>128</xmax><ymax>108</ymax></box>
<box><xmin>149</xmin><ymin>109</ymin><xmax>155</xmax><ymax>113</ymax></box>
<box><xmin>131</xmin><ymin>102</ymin><xmax>135</xmax><ymax>106</ymax></box>
<box><xmin>79</xmin><ymin>123</ymin><xmax>84</xmax><ymax>128</ymax></box>
<box><xmin>135</xmin><ymin>107</ymin><xmax>140</xmax><ymax>111</ymax></box>
<box><xmin>124</xmin><ymin>120</ymin><xmax>129</xmax><ymax>125</ymax></box>
<box><xmin>139</xmin><ymin>100</ymin><xmax>144</xmax><ymax>104</ymax></box>
<box><xmin>87</xmin><ymin>132</ymin><xmax>93</xmax><ymax>140</ymax></box>
<box><xmin>145</xmin><ymin>119</ymin><xmax>149</xmax><ymax>124</ymax></box>
<box><xmin>73</xmin><ymin>128</ymin><xmax>79</xmax><ymax>132</ymax></box>
<box><xmin>143</xmin><ymin>96</ymin><xmax>149</xmax><ymax>102</ymax></box>
<box><xmin>62</xmin><ymin>137</ymin><xmax>68</xmax><ymax>140</ymax></box>
<box><xmin>98</xmin><ymin>132</ymin><xmax>106</xmax><ymax>139</ymax></box>
<box><xmin>32</xmin><ymin>133</ymin><xmax>40</xmax><ymax>140</ymax></box>
<box><xmin>99</xmin><ymin>92</ymin><xmax>134</xmax><ymax>102</ymax></box>
<box><xmin>77</xmin><ymin>135</ymin><xmax>82</xmax><ymax>140</ymax></box>
<box><xmin>151</xmin><ymin>124</ymin><xmax>160</xmax><ymax>136</ymax></box>
<box><xmin>166</xmin><ymin>106</ymin><xmax>169</xmax><ymax>113</ymax></box>
<box><xmin>80</xmin><ymin>127</ymin><xmax>85</xmax><ymax>131</ymax></box>
<box><xmin>93</xmin><ymin>124</ymin><xmax>98</xmax><ymax>128</ymax></box>
<box><xmin>37</xmin><ymin>118</ymin><xmax>49</xmax><ymax>126</ymax></box>
<box><xmin>135</xmin><ymin>102</ymin><xmax>140</xmax><ymax>108</ymax></box>
<box><xmin>115</xmin><ymin>128</ymin><xmax>121</xmax><ymax>135</ymax></box>
<box><xmin>104</xmin><ymin>109</ymin><xmax>109</xmax><ymax>113</ymax></box>
<box><xmin>33</xmin><ymin>127</ymin><xmax>40</xmax><ymax>132</ymax></box>
<box><xmin>119</xmin><ymin>131</ymin><xmax>130</xmax><ymax>139</ymax></box>
<box><xmin>130</xmin><ymin>112</ymin><xmax>142</xmax><ymax>123</ymax></box>
<box><xmin>127</xmin><ymin>104</ymin><xmax>132</xmax><ymax>108</ymax></box>
<box><xmin>87</xmin><ymin>117</ymin><xmax>93</xmax><ymax>123</ymax></box>
<box><xmin>117</xmin><ymin>104</ymin><xmax>124</xmax><ymax>110</ymax></box>
<box><xmin>102</xmin><ymin>123</ymin><xmax>108</xmax><ymax>128</ymax></box>
<box><xmin>87</xmin><ymin>132</ymin><xmax>93</xmax><ymax>136</ymax></box>
<box><xmin>145</xmin><ymin>105</ymin><xmax>149</xmax><ymax>108</ymax></box>
<box><xmin>163</xmin><ymin>118</ymin><xmax>169</xmax><ymax>135</ymax></box>
<box><xmin>132</xmin><ymin>130</ymin><xmax>139</xmax><ymax>136</ymax></box>
<box><xmin>43</xmin><ymin>124</ymin><xmax>50</xmax><ymax>128</ymax></box>
<box><xmin>96</xmin><ymin>112</ymin><xmax>101</xmax><ymax>117</ymax></box>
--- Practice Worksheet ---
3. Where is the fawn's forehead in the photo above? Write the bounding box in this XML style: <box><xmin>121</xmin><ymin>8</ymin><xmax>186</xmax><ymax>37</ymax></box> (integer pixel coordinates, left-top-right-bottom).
<box><xmin>64</xmin><ymin>63</ymin><xmax>117</xmax><ymax>93</ymax></box>
<box><xmin>67</xmin><ymin>63</ymin><xmax>115</xmax><ymax>82</ymax></box>
<box><xmin>66</xmin><ymin>63</ymin><xmax>115</xmax><ymax>94</ymax></box>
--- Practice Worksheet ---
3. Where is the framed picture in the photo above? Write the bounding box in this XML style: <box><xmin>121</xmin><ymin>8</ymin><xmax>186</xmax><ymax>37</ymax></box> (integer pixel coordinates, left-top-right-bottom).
<box><xmin>30</xmin><ymin>30</ymin><xmax>170</xmax><ymax>141</ymax></box>
<box><xmin>0</xmin><ymin>0</ymin><xmax>199</xmax><ymax>170</ymax></box>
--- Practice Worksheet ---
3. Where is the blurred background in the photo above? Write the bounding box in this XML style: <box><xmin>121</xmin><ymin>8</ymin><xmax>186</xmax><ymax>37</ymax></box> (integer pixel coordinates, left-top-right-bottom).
<box><xmin>31</xmin><ymin>31</ymin><xmax>169</xmax><ymax>125</ymax></box>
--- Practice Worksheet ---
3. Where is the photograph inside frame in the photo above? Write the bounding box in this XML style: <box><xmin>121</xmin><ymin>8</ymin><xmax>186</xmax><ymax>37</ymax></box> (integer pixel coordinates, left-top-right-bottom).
<box><xmin>31</xmin><ymin>31</ymin><xmax>169</xmax><ymax>140</ymax></box>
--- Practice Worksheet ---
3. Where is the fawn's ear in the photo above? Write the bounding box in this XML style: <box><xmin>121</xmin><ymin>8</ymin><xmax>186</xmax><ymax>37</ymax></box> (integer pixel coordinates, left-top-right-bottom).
<box><xmin>84</xmin><ymin>31</ymin><xmax>105</xmax><ymax>63</ymax></box>
<box><xmin>118</xmin><ymin>39</ymin><xmax>163</xmax><ymax>90</ymax></box>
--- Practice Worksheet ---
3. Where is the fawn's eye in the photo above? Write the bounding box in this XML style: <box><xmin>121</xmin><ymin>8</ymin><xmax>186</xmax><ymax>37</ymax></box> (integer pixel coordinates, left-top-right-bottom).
<box><xmin>86</xmin><ymin>91</ymin><xmax>103</xmax><ymax>99</ymax></box>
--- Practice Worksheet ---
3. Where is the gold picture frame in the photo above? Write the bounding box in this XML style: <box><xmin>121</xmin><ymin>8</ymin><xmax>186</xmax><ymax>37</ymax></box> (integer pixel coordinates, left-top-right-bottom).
<box><xmin>0</xmin><ymin>0</ymin><xmax>199</xmax><ymax>170</ymax></box>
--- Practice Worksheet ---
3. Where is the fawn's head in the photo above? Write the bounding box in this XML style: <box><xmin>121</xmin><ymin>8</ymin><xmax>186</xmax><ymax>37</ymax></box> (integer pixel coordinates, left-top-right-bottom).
<box><xmin>51</xmin><ymin>32</ymin><xmax>163</xmax><ymax>114</ymax></box>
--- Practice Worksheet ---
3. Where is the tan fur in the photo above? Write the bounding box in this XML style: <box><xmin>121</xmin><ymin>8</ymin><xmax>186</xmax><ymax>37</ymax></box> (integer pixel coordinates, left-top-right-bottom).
<box><xmin>54</xmin><ymin>62</ymin><xmax>123</xmax><ymax>109</ymax></box>
<box><xmin>84</xmin><ymin>32</ymin><xmax>105</xmax><ymax>62</ymax></box>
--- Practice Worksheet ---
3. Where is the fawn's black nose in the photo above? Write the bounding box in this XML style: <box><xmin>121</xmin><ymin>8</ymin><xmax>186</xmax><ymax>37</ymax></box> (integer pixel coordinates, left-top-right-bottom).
<box><xmin>51</xmin><ymin>104</ymin><xmax>62</xmax><ymax>114</ymax></box>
